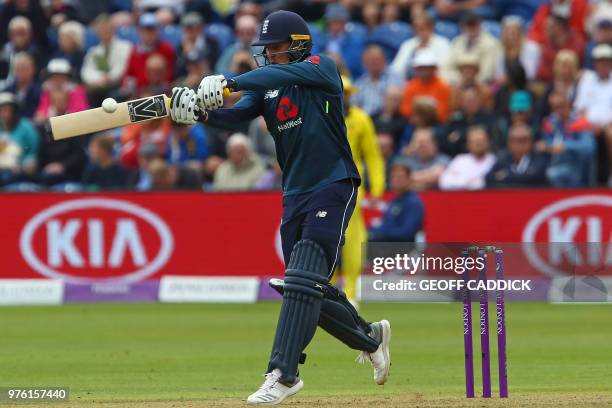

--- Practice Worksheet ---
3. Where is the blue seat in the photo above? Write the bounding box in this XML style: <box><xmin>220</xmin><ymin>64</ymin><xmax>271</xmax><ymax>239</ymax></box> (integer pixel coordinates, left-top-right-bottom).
<box><xmin>307</xmin><ymin>23</ymin><xmax>327</xmax><ymax>55</ymax></box>
<box><xmin>84</xmin><ymin>26</ymin><xmax>99</xmax><ymax>50</ymax></box>
<box><xmin>117</xmin><ymin>25</ymin><xmax>139</xmax><ymax>44</ymax></box>
<box><xmin>160</xmin><ymin>24</ymin><xmax>182</xmax><ymax>49</ymax></box>
<box><xmin>345</xmin><ymin>22</ymin><xmax>367</xmax><ymax>43</ymax></box>
<box><xmin>205</xmin><ymin>23</ymin><xmax>235</xmax><ymax>49</ymax></box>
<box><xmin>434</xmin><ymin>20</ymin><xmax>460</xmax><ymax>40</ymax></box>
<box><xmin>367</xmin><ymin>22</ymin><xmax>414</xmax><ymax>60</ymax></box>
<box><xmin>482</xmin><ymin>20</ymin><xmax>502</xmax><ymax>39</ymax></box>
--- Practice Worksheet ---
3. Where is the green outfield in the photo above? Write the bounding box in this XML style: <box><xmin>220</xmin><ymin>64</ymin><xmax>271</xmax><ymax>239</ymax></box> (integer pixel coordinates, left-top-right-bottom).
<box><xmin>1</xmin><ymin>302</ymin><xmax>611</xmax><ymax>407</ymax></box>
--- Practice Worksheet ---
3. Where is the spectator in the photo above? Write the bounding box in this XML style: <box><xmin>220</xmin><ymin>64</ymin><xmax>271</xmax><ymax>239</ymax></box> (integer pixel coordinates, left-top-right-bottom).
<box><xmin>148</xmin><ymin>158</ymin><xmax>202</xmax><ymax>190</ymax></box>
<box><xmin>248</xmin><ymin>116</ymin><xmax>276</xmax><ymax>164</ymax></box>
<box><xmin>81</xmin><ymin>134</ymin><xmax>128</xmax><ymax>190</ymax></box>
<box><xmin>528</xmin><ymin>0</ymin><xmax>588</xmax><ymax>45</ymax></box>
<box><xmin>0</xmin><ymin>92</ymin><xmax>38</xmax><ymax>184</ymax></box>
<box><xmin>123</xmin><ymin>13</ymin><xmax>175</xmax><ymax>96</ymax></box>
<box><xmin>176</xmin><ymin>50</ymin><xmax>211</xmax><ymax>88</ymax></box>
<box><xmin>126</xmin><ymin>143</ymin><xmax>159</xmax><ymax>191</ymax></box>
<box><xmin>352</xmin><ymin>45</ymin><xmax>403</xmax><ymax>116</ymax></box>
<box><xmin>536</xmin><ymin>13</ymin><xmax>585</xmax><ymax>82</ymax></box>
<box><xmin>399</xmin><ymin>51</ymin><xmax>452</xmax><ymax>123</ymax></box>
<box><xmin>439</xmin><ymin>126</ymin><xmax>496</xmax><ymax>190</ymax></box>
<box><xmin>441</xmin><ymin>86</ymin><xmax>497</xmax><ymax>156</ymax></box>
<box><xmin>34</xmin><ymin>58</ymin><xmax>88</xmax><ymax>125</ymax></box>
<box><xmin>175</xmin><ymin>12</ymin><xmax>220</xmax><ymax>78</ymax></box>
<box><xmin>448</xmin><ymin>12</ymin><xmax>501</xmax><ymax>85</ymax></box>
<box><xmin>121</xmin><ymin>118</ymin><xmax>173</xmax><ymax>170</ymax></box>
<box><xmin>48</xmin><ymin>0</ymin><xmax>79</xmax><ymax>30</ymax></box>
<box><xmin>81</xmin><ymin>14</ymin><xmax>133</xmax><ymax>107</ymax></box>
<box><xmin>433</xmin><ymin>0</ymin><xmax>498</xmax><ymax>22</ymax></box>
<box><xmin>498</xmin><ymin>90</ymin><xmax>540</xmax><ymax>142</ymax></box>
<box><xmin>228</xmin><ymin>49</ymin><xmax>257</xmax><ymax>76</ymax></box>
<box><xmin>37</xmin><ymin>87</ymin><xmax>87</xmax><ymax>185</ymax></box>
<box><xmin>216</xmin><ymin>14</ymin><xmax>261</xmax><ymax>74</ymax></box>
<box><xmin>213</xmin><ymin>133</ymin><xmax>265</xmax><ymax>191</ymax></box>
<box><xmin>256</xmin><ymin>160</ymin><xmax>282</xmax><ymax>191</ymax></box>
<box><xmin>144</xmin><ymin>54</ymin><xmax>172</xmax><ymax>95</ymax></box>
<box><xmin>166</xmin><ymin>122</ymin><xmax>209</xmax><ymax>173</ymax></box>
<box><xmin>451</xmin><ymin>52</ymin><xmax>493</xmax><ymax>111</ymax></box>
<box><xmin>372</xmin><ymin>86</ymin><xmax>408</xmax><ymax>148</ymax></box>
<box><xmin>53</xmin><ymin>21</ymin><xmax>85</xmax><ymax>79</ymax></box>
<box><xmin>586</xmin><ymin>4</ymin><xmax>612</xmax><ymax>41</ymax></box>
<box><xmin>3</xmin><ymin>52</ymin><xmax>41</xmax><ymax>118</ymax></box>
<box><xmin>377</xmin><ymin>132</ymin><xmax>396</xmax><ymax>187</ymax></box>
<box><xmin>400</xmin><ymin>96</ymin><xmax>441</xmax><ymax>152</ymax></box>
<box><xmin>0</xmin><ymin>0</ymin><xmax>48</xmax><ymax>51</ymax></box>
<box><xmin>495</xmin><ymin>15</ymin><xmax>541</xmax><ymax>81</ymax></box>
<box><xmin>391</xmin><ymin>12</ymin><xmax>452</xmax><ymax>81</ymax></box>
<box><xmin>369</xmin><ymin>158</ymin><xmax>424</xmax><ymax>242</ymax></box>
<box><xmin>574</xmin><ymin>44</ymin><xmax>612</xmax><ymax>184</ymax></box>
<box><xmin>538</xmin><ymin>92</ymin><xmax>595</xmax><ymax>187</ymax></box>
<box><xmin>0</xmin><ymin>16</ymin><xmax>45</xmax><ymax>85</ymax></box>
<box><xmin>361</xmin><ymin>2</ymin><xmax>381</xmax><ymax>32</ymax></box>
<box><xmin>486</xmin><ymin>124</ymin><xmax>549</xmax><ymax>187</ymax></box>
<box><xmin>324</xmin><ymin>3</ymin><xmax>365</xmax><ymax>78</ymax></box>
<box><xmin>585</xmin><ymin>17</ymin><xmax>612</xmax><ymax>69</ymax></box>
<box><xmin>538</xmin><ymin>49</ymin><xmax>581</xmax><ymax>120</ymax></box>
<box><xmin>403</xmin><ymin>127</ymin><xmax>450</xmax><ymax>191</ymax></box>
<box><xmin>494</xmin><ymin>59</ymin><xmax>530</xmax><ymax>122</ymax></box>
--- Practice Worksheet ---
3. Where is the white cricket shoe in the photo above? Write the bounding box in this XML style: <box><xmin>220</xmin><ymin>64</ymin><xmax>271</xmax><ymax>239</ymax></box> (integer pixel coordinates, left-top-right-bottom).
<box><xmin>356</xmin><ymin>320</ymin><xmax>391</xmax><ymax>385</ymax></box>
<box><xmin>247</xmin><ymin>368</ymin><xmax>304</xmax><ymax>405</ymax></box>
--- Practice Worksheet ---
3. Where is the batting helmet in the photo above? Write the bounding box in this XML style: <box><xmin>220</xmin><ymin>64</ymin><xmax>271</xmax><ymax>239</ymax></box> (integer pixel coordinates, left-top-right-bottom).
<box><xmin>252</xmin><ymin>10</ymin><xmax>312</xmax><ymax>66</ymax></box>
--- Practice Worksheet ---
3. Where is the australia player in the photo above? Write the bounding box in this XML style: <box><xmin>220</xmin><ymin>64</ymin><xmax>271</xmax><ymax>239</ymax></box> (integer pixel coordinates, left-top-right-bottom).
<box><xmin>169</xmin><ymin>10</ymin><xmax>391</xmax><ymax>405</ymax></box>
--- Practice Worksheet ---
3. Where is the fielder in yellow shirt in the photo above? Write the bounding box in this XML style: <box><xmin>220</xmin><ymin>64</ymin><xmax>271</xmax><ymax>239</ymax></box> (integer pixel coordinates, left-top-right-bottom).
<box><xmin>335</xmin><ymin>76</ymin><xmax>386</xmax><ymax>306</ymax></box>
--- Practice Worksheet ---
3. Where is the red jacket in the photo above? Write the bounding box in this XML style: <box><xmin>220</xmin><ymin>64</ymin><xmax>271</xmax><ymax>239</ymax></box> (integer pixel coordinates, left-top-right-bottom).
<box><xmin>123</xmin><ymin>41</ymin><xmax>175</xmax><ymax>89</ymax></box>
<box><xmin>527</xmin><ymin>0</ymin><xmax>588</xmax><ymax>45</ymax></box>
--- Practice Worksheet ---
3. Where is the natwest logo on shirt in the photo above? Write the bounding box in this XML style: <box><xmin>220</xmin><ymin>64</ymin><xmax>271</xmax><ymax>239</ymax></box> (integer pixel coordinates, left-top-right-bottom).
<box><xmin>19</xmin><ymin>198</ymin><xmax>174</xmax><ymax>284</ymax></box>
<box><xmin>276</xmin><ymin>96</ymin><xmax>303</xmax><ymax>132</ymax></box>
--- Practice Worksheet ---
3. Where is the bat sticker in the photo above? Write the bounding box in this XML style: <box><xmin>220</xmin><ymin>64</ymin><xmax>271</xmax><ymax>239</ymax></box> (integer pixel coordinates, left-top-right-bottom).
<box><xmin>128</xmin><ymin>95</ymin><xmax>168</xmax><ymax>122</ymax></box>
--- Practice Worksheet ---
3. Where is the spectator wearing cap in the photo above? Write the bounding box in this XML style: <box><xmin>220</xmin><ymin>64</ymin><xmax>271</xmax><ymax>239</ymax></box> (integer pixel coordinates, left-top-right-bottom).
<box><xmin>402</xmin><ymin>127</ymin><xmax>450</xmax><ymax>191</ymax></box>
<box><xmin>584</xmin><ymin>18</ymin><xmax>612</xmax><ymax>69</ymax></box>
<box><xmin>324</xmin><ymin>3</ymin><xmax>365</xmax><ymax>78</ymax></box>
<box><xmin>213</xmin><ymin>133</ymin><xmax>265</xmax><ymax>191</ymax></box>
<box><xmin>372</xmin><ymin>86</ymin><xmax>408</xmax><ymax>149</ymax></box>
<box><xmin>148</xmin><ymin>157</ymin><xmax>202</xmax><ymax>190</ymax></box>
<box><xmin>123</xmin><ymin>13</ymin><xmax>175</xmax><ymax>96</ymax></box>
<box><xmin>399</xmin><ymin>51</ymin><xmax>452</xmax><ymax>123</ymax></box>
<box><xmin>81</xmin><ymin>14</ymin><xmax>133</xmax><ymax>107</ymax></box>
<box><xmin>0</xmin><ymin>0</ymin><xmax>48</xmax><ymax>52</ymax></box>
<box><xmin>52</xmin><ymin>21</ymin><xmax>86</xmax><ymax>80</ymax></box>
<box><xmin>0</xmin><ymin>16</ymin><xmax>46</xmax><ymax>85</ymax></box>
<box><xmin>451</xmin><ymin>52</ymin><xmax>493</xmax><ymax>112</ymax></box>
<box><xmin>536</xmin><ymin>13</ymin><xmax>585</xmax><ymax>82</ymax></box>
<box><xmin>538</xmin><ymin>92</ymin><xmax>595</xmax><ymax>187</ymax></box>
<box><xmin>176</xmin><ymin>50</ymin><xmax>210</xmax><ymax>88</ymax></box>
<box><xmin>165</xmin><ymin>122</ymin><xmax>209</xmax><ymax>174</ymax></box>
<box><xmin>391</xmin><ymin>12</ymin><xmax>452</xmax><ymax>81</ymax></box>
<box><xmin>498</xmin><ymin>90</ymin><xmax>539</xmax><ymax>143</ymax></box>
<box><xmin>36</xmin><ymin>87</ymin><xmax>87</xmax><ymax>186</ymax></box>
<box><xmin>3</xmin><ymin>52</ymin><xmax>41</xmax><ymax>118</ymax></box>
<box><xmin>352</xmin><ymin>45</ymin><xmax>403</xmax><ymax>116</ymax></box>
<box><xmin>448</xmin><ymin>12</ymin><xmax>501</xmax><ymax>86</ymax></box>
<box><xmin>574</xmin><ymin>44</ymin><xmax>612</xmax><ymax>184</ymax></box>
<box><xmin>175</xmin><ymin>12</ymin><xmax>220</xmax><ymax>79</ymax></box>
<box><xmin>495</xmin><ymin>16</ymin><xmax>541</xmax><ymax>81</ymax></box>
<box><xmin>528</xmin><ymin>0</ymin><xmax>588</xmax><ymax>45</ymax></box>
<box><xmin>81</xmin><ymin>134</ymin><xmax>128</xmax><ymax>190</ymax></box>
<box><xmin>586</xmin><ymin>2</ymin><xmax>612</xmax><ymax>38</ymax></box>
<box><xmin>368</xmin><ymin>158</ymin><xmax>424</xmax><ymax>242</ymax></box>
<box><xmin>0</xmin><ymin>92</ymin><xmax>39</xmax><ymax>184</ymax></box>
<box><xmin>441</xmin><ymin>86</ymin><xmax>498</xmax><ymax>156</ymax></box>
<box><xmin>486</xmin><ymin>124</ymin><xmax>549</xmax><ymax>188</ymax></box>
<box><xmin>34</xmin><ymin>58</ymin><xmax>88</xmax><ymax>125</ymax></box>
<box><xmin>215</xmin><ymin>14</ymin><xmax>261</xmax><ymax>75</ymax></box>
<box><xmin>439</xmin><ymin>126</ymin><xmax>496</xmax><ymax>190</ymax></box>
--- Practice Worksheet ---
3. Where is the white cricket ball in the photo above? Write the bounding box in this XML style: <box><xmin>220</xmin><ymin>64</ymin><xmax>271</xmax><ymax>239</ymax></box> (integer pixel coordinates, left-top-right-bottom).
<box><xmin>102</xmin><ymin>97</ymin><xmax>118</xmax><ymax>113</ymax></box>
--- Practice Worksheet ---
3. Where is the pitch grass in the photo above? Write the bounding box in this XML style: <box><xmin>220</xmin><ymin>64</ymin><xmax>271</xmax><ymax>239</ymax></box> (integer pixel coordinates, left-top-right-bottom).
<box><xmin>0</xmin><ymin>303</ymin><xmax>611</xmax><ymax>407</ymax></box>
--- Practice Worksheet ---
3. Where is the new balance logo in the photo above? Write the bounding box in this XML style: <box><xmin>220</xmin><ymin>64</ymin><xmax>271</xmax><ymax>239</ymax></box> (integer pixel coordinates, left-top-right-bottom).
<box><xmin>264</xmin><ymin>89</ymin><xmax>279</xmax><ymax>99</ymax></box>
<box><xmin>316</xmin><ymin>211</ymin><xmax>327</xmax><ymax>218</ymax></box>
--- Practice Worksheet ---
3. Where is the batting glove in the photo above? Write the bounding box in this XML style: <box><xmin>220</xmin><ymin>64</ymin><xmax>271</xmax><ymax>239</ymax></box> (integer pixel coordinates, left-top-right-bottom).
<box><xmin>197</xmin><ymin>74</ymin><xmax>227</xmax><ymax>111</ymax></box>
<box><xmin>170</xmin><ymin>87</ymin><xmax>199</xmax><ymax>125</ymax></box>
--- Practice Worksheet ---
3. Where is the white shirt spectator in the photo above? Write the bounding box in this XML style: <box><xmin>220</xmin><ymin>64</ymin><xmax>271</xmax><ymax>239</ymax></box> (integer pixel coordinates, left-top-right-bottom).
<box><xmin>494</xmin><ymin>39</ymin><xmax>541</xmax><ymax>81</ymax></box>
<box><xmin>81</xmin><ymin>38</ymin><xmax>132</xmax><ymax>86</ymax></box>
<box><xmin>574</xmin><ymin>69</ymin><xmax>612</xmax><ymax>127</ymax></box>
<box><xmin>439</xmin><ymin>152</ymin><xmax>496</xmax><ymax>190</ymax></box>
<box><xmin>391</xmin><ymin>34</ymin><xmax>452</xmax><ymax>80</ymax></box>
<box><xmin>448</xmin><ymin>31</ymin><xmax>501</xmax><ymax>85</ymax></box>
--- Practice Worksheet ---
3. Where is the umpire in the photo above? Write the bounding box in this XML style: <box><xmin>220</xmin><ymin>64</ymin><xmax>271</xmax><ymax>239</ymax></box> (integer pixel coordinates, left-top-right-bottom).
<box><xmin>169</xmin><ymin>10</ymin><xmax>391</xmax><ymax>405</ymax></box>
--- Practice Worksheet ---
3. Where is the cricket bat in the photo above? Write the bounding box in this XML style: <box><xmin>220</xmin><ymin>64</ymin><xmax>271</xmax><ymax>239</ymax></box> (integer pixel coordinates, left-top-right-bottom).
<box><xmin>50</xmin><ymin>89</ymin><xmax>231</xmax><ymax>141</ymax></box>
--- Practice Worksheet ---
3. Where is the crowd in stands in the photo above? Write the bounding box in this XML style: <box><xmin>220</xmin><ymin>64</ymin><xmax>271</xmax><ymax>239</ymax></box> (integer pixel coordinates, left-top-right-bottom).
<box><xmin>0</xmin><ymin>0</ymin><xmax>610</xmax><ymax>193</ymax></box>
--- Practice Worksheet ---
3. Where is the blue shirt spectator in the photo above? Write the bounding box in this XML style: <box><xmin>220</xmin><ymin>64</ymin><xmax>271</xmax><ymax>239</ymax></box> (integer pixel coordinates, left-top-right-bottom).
<box><xmin>369</xmin><ymin>158</ymin><xmax>424</xmax><ymax>242</ymax></box>
<box><xmin>324</xmin><ymin>4</ymin><xmax>365</xmax><ymax>78</ymax></box>
<box><xmin>3</xmin><ymin>52</ymin><xmax>41</xmax><ymax>118</ymax></box>
<box><xmin>166</xmin><ymin>122</ymin><xmax>209</xmax><ymax>166</ymax></box>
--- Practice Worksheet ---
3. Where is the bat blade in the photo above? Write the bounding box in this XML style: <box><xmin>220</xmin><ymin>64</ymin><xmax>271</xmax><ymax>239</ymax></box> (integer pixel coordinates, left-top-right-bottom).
<box><xmin>50</xmin><ymin>94</ymin><xmax>170</xmax><ymax>140</ymax></box>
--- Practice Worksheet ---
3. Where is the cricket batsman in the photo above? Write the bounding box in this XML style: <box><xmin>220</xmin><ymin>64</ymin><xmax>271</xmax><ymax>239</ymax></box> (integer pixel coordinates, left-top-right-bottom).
<box><xmin>169</xmin><ymin>10</ymin><xmax>391</xmax><ymax>405</ymax></box>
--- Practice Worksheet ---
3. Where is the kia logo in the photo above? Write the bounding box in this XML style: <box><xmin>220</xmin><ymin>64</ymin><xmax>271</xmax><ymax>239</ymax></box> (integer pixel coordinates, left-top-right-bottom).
<box><xmin>522</xmin><ymin>195</ymin><xmax>612</xmax><ymax>277</ymax></box>
<box><xmin>19</xmin><ymin>198</ymin><xmax>174</xmax><ymax>284</ymax></box>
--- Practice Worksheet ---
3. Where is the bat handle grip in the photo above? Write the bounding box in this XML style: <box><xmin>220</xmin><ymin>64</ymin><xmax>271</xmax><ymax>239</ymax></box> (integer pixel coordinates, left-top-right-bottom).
<box><xmin>223</xmin><ymin>88</ymin><xmax>231</xmax><ymax>97</ymax></box>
